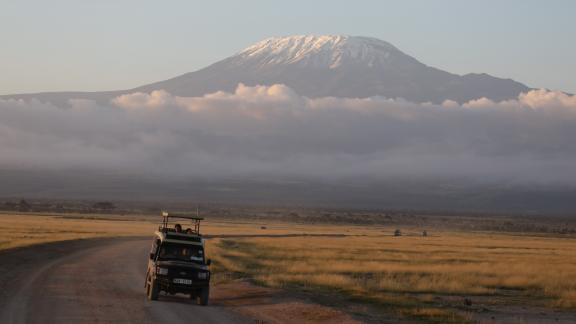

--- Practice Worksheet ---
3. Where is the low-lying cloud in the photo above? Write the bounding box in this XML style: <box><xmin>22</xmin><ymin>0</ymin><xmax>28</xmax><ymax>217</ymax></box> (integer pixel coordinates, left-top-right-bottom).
<box><xmin>1</xmin><ymin>84</ymin><xmax>576</xmax><ymax>183</ymax></box>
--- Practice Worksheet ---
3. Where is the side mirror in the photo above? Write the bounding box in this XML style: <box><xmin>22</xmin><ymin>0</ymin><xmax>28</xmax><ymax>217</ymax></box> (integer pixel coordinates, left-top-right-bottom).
<box><xmin>206</xmin><ymin>259</ymin><xmax>212</xmax><ymax>266</ymax></box>
<box><xmin>149</xmin><ymin>252</ymin><xmax>155</xmax><ymax>260</ymax></box>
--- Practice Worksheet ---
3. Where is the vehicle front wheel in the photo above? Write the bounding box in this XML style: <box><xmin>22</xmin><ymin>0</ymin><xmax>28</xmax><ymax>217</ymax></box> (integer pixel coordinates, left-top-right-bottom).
<box><xmin>147</xmin><ymin>277</ymin><xmax>159</xmax><ymax>301</ymax></box>
<box><xmin>197</xmin><ymin>286</ymin><xmax>209</xmax><ymax>306</ymax></box>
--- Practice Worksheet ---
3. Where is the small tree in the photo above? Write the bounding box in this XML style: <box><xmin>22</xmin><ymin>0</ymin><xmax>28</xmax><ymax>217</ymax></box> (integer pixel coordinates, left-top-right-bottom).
<box><xmin>92</xmin><ymin>201</ymin><xmax>116</xmax><ymax>210</ymax></box>
<box><xmin>18</xmin><ymin>199</ymin><xmax>31</xmax><ymax>212</ymax></box>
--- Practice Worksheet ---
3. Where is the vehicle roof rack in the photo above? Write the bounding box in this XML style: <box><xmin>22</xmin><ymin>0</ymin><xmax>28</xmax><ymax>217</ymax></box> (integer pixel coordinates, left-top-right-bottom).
<box><xmin>160</xmin><ymin>211</ymin><xmax>203</xmax><ymax>235</ymax></box>
<box><xmin>161</xmin><ymin>211</ymin><xmax>204</xmax><ymax>221</ymax></box>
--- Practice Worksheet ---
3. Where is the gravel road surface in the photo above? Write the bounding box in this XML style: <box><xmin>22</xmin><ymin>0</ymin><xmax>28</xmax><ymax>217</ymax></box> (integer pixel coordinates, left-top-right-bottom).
<box><xmin>0</xmin><ymin>238</ymin><xmax>247</xmax><ymax>324</ymax></box>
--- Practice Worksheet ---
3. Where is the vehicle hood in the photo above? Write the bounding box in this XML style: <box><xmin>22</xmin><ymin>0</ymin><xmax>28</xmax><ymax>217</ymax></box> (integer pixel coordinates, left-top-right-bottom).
<box><xmin>156</xmin><ymin>260</ymin><xmax>209</xmax><ymax>271</ymax></box>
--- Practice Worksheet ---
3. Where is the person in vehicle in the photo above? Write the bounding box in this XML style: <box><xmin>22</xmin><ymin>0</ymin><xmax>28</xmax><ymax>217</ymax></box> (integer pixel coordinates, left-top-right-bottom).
<box><xmin>185</xmin><ymin>228</ymin><xmax>193</xmax><ymax>234</ymax></box>
<box><xmin>174</xmin><ymin>224</ymin><xmax>182</xmax><ymax>233</ymax></box>
<box><xmin>159</xmin><ymin>247</ymin><xmax>173</xmax><ymax>258</ymax></box>
<box><xmin>190</xmin><ymin>248</ymin><xmax>204</xmax><ymax>262</ymax></box>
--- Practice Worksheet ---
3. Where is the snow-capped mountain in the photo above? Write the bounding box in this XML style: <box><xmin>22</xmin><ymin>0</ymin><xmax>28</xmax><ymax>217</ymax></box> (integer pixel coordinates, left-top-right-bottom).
<box><xmin>3</xmin><ymin>35</ymin><xmax>530</xmax><ymax>104</ymax></box>
<box><xmin>234</xmin><ymin>35</ymin><xmax>408</xmax><ymax>69</ymax></box>
<box><xmin>134</xmin><ymin>35</ymin><xmax>529</xmax><ymax>103</ymax></box>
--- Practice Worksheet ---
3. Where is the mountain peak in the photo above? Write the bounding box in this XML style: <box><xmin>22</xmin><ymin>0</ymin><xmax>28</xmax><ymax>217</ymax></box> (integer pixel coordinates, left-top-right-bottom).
<box><xmin>2</xmin><ymin>35</ymin><xmax>531</xmax><ymax>105</ymax></box>
<box><xmin>236</xmin><ymin>35</ymin><xmax>411</xmax><ymax>69</ymax></box>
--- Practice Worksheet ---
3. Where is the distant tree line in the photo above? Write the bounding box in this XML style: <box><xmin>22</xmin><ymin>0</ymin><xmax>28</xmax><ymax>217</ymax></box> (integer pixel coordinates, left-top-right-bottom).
<box><xmin>0</xmin><ymin>199</ymin><xmax>118</xmax><ymax>214</ymax></box>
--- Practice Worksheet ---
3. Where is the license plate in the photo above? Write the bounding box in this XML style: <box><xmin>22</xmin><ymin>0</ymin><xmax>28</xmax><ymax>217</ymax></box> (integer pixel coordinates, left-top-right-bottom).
<box><xmin>173</xmin><ymin>278</ymin><xmax>192</xmax><ymax>285</ymax></box>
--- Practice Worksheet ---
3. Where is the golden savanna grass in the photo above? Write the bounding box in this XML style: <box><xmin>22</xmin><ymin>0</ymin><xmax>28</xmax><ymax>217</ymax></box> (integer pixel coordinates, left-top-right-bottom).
<box><xmin>0</xmin><ymin>212</ymin><xmax>353</xmax><ymax>250</ymax></box>
<box><xmin>0</xmin><ymin>213</ymin><xmax>153</xmax><ymax>250</ymax></box>
<box><xmin>2</xmin><ymin>212</ymin><xmax>575</xmax><ymax>322</ymax></box>
<box><xmin>209</xmin><ymin>229</ymin><xmax>576</xmax><ymax>321</ymax></box>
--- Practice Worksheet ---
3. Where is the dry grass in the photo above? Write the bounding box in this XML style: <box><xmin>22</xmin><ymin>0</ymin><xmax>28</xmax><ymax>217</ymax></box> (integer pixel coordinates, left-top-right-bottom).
<box><xmin>0</xmin><ymin>213</ymin><xmax>154</xmax><ymax>250</ymax></box>
<box><xmin>209</xmin><ymin>229</ymin><xmax>576</xmax><ymax>321</ymax></box>
<box><xmin>0</xmin><ymin>211</ymin><xmax>354</xmax><ymax>250</ymax></box>
<box><xmin>2</xmin><ymin>212</ymin><xmax>575</xmax><ymax>322</ymax></box>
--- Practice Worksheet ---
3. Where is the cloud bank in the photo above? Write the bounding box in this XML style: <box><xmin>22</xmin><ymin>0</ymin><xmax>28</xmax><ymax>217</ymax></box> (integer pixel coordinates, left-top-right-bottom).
<box><xmin>1</xmin><ymin>84</ymin><xmax>576</xmax><ymax>183</ymax></box>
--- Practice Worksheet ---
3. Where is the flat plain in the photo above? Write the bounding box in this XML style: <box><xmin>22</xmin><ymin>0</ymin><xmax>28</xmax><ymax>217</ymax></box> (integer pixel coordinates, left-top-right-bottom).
<box><xmin>1</xmin><ymin>211</ymin><xmax>575</xmax><ymax>323</ymax></box>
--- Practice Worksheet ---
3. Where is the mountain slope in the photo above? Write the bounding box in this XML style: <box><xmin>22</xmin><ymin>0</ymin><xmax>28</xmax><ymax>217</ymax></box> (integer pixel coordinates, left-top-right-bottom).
<box><xmin>2</xmin><ymin>35</ymin><xmax>530</xmax><ymax>104</ymax></box>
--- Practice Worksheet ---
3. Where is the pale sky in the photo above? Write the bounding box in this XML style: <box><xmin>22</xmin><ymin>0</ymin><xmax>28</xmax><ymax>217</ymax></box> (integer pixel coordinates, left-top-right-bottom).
<box><xmin>1</xmin><ymin>0</ymin><xmax>574</xmax><ymax>95</ymax></box>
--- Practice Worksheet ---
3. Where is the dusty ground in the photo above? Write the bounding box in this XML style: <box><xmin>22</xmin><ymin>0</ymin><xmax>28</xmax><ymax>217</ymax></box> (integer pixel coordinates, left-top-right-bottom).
<box><xmin>215</xmin><ymin>281</ymin><xmax>359</xmax><ymax>324</ymax></box>
<box><xmin>0</xmin><ymin>238</ymin><xmax>246</xmax><ymax>323</ymax></box>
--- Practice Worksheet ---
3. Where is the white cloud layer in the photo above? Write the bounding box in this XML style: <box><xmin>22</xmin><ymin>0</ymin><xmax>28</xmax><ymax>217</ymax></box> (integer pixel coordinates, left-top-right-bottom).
<box><xmin>2</xmin><ymin>84</ymin><xmax>576</xmax><ymax>183</ymax></box>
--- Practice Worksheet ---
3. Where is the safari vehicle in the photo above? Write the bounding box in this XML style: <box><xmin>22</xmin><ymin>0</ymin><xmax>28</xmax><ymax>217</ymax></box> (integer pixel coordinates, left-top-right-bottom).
<box><xmin>145</xmin><ymin>211</ymin><xmax>211</xmax><ymax>305</ymax></box>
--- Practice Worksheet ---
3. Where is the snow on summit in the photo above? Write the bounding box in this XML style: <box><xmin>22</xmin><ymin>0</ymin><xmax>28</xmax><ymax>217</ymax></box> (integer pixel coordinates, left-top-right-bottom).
<box><xmin>237</xmin><ymin>35</ymin><xmax>409</xmax><ymax>69</ymax></box>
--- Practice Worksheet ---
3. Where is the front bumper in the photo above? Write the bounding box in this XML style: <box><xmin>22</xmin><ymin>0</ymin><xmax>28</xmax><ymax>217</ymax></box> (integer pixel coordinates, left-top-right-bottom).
<box><xmin>156</xmin><ymin>276</ymin><xmax>209</xmax><ymax>293</ymax></box>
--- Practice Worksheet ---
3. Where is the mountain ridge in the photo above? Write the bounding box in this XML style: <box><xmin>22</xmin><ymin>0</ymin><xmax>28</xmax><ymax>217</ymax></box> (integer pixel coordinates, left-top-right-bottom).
<box><xmin>1</xmin><ymin>35</ymin><xmax>531</xmax><ymax>104</ymax></box>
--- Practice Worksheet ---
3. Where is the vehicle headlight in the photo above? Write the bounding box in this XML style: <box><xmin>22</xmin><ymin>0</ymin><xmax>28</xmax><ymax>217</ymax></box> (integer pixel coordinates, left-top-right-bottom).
<box><xmin>157</xmin><ymin>267</ymin><xmax>169</xmax><ymax>275</ymax></box>
<box><xmin>197</xmin><ymin>272</ymin><xmax>208</xmax><ymax>280</ymax></box>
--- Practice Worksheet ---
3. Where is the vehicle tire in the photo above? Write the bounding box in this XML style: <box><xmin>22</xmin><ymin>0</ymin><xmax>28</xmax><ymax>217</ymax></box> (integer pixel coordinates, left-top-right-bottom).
<box><xmin>197</xmin><ymin>286</ymin><xmax>209</xmax><ymax>306</ymax></box>
<box><xmin>147</xmin><ymin>277</ymin><xmax>159</xmax><ymax>301</ymax></box>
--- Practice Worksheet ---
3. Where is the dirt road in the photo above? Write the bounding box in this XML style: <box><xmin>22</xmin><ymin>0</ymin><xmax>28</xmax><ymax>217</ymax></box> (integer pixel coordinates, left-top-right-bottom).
<box><xmin>0</xmin><ymin>238</ymin><xmax>248</xmax><ymax>324</ymax></box>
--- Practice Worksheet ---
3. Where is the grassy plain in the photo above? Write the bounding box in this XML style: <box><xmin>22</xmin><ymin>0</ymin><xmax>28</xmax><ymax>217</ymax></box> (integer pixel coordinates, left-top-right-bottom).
<box><xmin>1</xmin><ymin>212</ymin><xmax>575</xmax><ymax>322</ymax></box>
<box><xmin>0</xmin><ymin>212</ymin><xmax>350</xmax><ymax>250</ymax></box>
<box><xmin>0</xmin><ymin>212</ymin><xmax>151</xmax><ymax>250</ymax></box>
<box><xmin>210</xmin><ymin>228</ymin><xmax>576</xmax><ymax>322</ymax></box>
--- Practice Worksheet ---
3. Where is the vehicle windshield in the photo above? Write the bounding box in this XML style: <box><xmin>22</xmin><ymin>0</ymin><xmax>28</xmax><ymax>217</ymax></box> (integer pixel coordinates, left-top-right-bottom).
<box><xmin>157</xmin><ymin>243</ymin><xmax>204</xmax><ymax>263</ymax></box>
